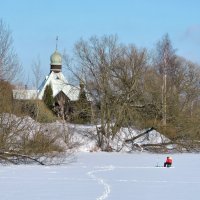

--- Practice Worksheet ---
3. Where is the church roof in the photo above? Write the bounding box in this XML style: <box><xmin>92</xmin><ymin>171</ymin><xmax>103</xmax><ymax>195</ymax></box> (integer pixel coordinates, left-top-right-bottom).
<box><xmin>37</xmin><ymin>71</ymin><xmax>80</xmax><ymax>101</ymax></box>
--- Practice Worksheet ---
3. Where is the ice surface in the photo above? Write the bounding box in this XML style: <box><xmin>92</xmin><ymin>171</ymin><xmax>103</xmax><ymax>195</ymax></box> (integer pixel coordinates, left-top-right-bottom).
<box><xmin>0</xmin><ymin>152</ymin><xmax>200</xmax><ymax>200</ymax></box>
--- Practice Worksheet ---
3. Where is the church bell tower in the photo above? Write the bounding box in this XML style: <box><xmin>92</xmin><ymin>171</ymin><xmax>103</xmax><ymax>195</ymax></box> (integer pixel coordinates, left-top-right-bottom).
<box><xmin>50</xmin><ymin>37</ymin><xmax>62</xmax><ymax>73</ymax></box>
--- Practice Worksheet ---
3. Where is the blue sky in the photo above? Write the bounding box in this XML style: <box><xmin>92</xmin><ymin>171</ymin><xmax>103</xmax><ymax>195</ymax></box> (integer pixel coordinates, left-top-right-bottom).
<box><xmin>1</xmin><ymin>0</ymin><xmax>200</xmax><ymax>85</ymax></box>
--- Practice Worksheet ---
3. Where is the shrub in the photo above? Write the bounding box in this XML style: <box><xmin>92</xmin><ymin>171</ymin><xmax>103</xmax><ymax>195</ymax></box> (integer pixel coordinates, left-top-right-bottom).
<box><xmin>20</xmin><ymin>100</ymin><xmax>57</xmax><ymax>123</ymax></box>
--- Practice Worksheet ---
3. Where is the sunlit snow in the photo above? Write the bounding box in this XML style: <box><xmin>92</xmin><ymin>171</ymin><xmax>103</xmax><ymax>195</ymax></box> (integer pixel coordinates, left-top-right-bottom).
<box><xmin>0</xmin><ymin>152</ymin><xmax>200</xmax><ymax>200</ymax></box>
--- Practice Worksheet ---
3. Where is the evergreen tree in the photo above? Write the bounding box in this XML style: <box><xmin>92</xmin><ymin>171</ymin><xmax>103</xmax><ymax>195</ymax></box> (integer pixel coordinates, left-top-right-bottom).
<box><xmin>43</xmin><ymin>84</ymin><xmax>54</xmax><ymax>109</ymax></box>
<box><xmin>73</xmin><ymin>82</ymin><xmax>91</xmax><ymax>123</ymax></box>
<box><xmin>79</xmin><ymin>82</ymin><xmax>87</xmax><ymax>103</ymax></box>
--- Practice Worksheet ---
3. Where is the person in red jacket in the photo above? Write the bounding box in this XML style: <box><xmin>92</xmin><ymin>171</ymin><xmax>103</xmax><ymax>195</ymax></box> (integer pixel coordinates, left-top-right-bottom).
<box><xmin>164</xmin><ymin>156</ymin><xmax>173</xmax><ymax>167</ymax></box>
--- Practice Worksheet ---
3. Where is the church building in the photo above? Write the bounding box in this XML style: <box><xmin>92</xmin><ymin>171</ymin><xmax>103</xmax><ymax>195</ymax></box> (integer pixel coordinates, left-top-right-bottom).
<box><xmin>13</xmin><ymin>47</ymin><xmax>81</xmax><ymax>101</ymax></box>
<box><xmin>13</xmin><ymin>39</ymin><xmax>92</xmax><ymax>122</ymax></box>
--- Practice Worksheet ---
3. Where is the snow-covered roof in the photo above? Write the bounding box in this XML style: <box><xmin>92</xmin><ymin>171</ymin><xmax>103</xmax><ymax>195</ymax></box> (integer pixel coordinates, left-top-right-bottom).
<box><xmin>13</xmin><ymin>89</ymin><xmax>38</xmax><ymax>100</ymax></box>
<box><xmin>37</xmin><ymin>71</ymin><xmax>80</xmax><ymax>101</ymax></box>
<box><xmin>13</xmin><ymin>71</ymin><xmax>92</xmax><ymax>102</ymax></box>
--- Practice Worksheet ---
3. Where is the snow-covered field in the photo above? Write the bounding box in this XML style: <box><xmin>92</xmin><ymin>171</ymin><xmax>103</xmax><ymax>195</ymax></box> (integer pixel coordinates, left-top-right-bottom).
<box><xmin>0</xmin><ymin>152</ymin><xmax>200</xmax><ymax>200</ymax></box>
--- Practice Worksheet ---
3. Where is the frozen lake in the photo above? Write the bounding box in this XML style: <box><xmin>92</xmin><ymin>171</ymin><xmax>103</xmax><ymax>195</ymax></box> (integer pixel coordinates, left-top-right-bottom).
<box><xmin>0</xmin><ymin>152</ymin><xmax>200</xmax><ymax>200</ymax></box>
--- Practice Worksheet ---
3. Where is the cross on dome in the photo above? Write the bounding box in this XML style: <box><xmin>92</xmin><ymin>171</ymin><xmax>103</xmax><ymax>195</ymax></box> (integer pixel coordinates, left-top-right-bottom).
<box><xmin>56</xmin><ymin>36</ymin><xmax>58</xmax><ymax>50</ymax></box>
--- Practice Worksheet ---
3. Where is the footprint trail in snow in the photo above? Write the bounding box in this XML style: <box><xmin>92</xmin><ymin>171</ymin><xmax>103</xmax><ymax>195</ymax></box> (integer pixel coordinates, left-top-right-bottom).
<box><xmin>87</xmin><ymin>165</ymin><xmax>114</xmax><ymax>200</ymax></box>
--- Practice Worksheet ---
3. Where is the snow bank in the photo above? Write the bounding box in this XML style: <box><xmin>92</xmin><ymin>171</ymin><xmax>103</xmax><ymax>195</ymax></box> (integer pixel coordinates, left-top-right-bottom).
<box><xmin>0</xmin><ymin>114</ymin><xmax>170</xmax><ymax>152</ymax></box>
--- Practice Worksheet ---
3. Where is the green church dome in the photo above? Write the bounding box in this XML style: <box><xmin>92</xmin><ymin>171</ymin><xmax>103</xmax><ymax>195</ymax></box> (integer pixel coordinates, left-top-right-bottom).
<box><xmin>50</xmin><ymin>50</ymin><xmax>62</xmax><ymax>66</ymax></box>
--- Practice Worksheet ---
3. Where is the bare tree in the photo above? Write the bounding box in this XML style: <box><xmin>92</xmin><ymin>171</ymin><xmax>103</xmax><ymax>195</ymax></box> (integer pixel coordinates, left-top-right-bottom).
<box><xmin>30</xmin><ymin>56</ymin><xmax>43</xmax><ymax>121</ymax></box>
<box><xmin>62</xmin><ymin>34</ymin><xmax>200</xmax><ymax>152</ymax></box>
<box><xmin>64</xmin><ymin>35</ymin><xmax>148</xmax><ymax>151</ymax></box>
<box><xmin>154</xmin><ymin>34</ymin><xmax>176</xmax><ymax>126</ymax></box>
<box><xmin>0</xmin><ymin>19</ymin><xmax>22</xmax><ymax>82</ymax></box>
<box><xmin>32</xmin><ymin>56</ymin><xmax>43</xmax><ymax>90</ymax></box>
<box><xmin>151</xmin><ymin>35</ymin><xmax>200</xmax><ymax>142</ymax></box>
